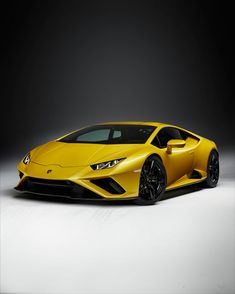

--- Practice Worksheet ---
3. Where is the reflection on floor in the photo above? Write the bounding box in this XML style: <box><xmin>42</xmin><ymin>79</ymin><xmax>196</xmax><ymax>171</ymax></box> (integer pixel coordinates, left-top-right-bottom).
<box><xmin>0</xmin><ymin>152</ymin><xmax>234</xmax><ymax>294</ymax></box>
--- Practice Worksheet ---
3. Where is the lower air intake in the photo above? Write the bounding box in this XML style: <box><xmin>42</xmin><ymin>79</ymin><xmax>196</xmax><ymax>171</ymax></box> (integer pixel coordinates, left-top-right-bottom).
<box><xmin>16</xmin><ymin>177</ymin><xmax>103</xmax><ymax>199</ymax></box>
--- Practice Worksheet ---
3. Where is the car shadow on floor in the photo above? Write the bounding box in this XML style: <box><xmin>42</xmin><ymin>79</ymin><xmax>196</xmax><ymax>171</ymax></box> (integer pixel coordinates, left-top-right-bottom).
<box><xmin>2</xmin><ymin>184</ymin><xmax>204</xmax><ymax>206</ymax></box>
<box><xmin>161</xmin><ymin>185</ymin><xmax>203</xmax><ymax>201</ymax></box>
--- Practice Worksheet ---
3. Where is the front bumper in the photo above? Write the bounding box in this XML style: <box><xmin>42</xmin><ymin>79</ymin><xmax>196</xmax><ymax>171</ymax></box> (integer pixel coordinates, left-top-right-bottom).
<box><xmin>15</xmin><ymin>161</ymin><xmax>141</xmax><ymax>200</ymax></box>
<box><xmin>16</xmin><ymin>177</ymin><xmax>126</xmax><ymax>200</ymax></box>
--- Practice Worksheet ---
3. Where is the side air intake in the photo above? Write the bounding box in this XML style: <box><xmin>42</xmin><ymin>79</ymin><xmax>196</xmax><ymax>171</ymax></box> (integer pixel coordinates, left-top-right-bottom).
<box><xmin>91</xmin><ymin>178</ymin><xmax>125</xmax><ymax>194</ymax></box>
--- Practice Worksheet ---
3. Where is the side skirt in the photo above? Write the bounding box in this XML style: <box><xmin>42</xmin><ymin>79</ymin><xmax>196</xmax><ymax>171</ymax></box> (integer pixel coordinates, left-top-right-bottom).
<box><xmin>166</xmin><ymin>176</ymin><xmax>207</xmax><ymax>192</ymax></box>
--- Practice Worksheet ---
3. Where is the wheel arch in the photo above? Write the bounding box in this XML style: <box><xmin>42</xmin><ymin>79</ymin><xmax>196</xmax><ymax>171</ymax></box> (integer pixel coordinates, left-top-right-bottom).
<box><xmin>143</xmin><ymin>153</ymin><xmax>167</xmax><ymax>180</ymax></box>
<box><xmin>135</xmin><ymin>152</ymin><xmax>167</xmax><ymax>205</ymax></box>
<box><xmin>211</xmin><ymin>148</ymin><xmax>219</xmax><ymax>156</ymax></box>
<box><xmin>194</xmin><ymin>140</ymin><xmax>219</xmax><ymax>175</ymax></box>
<box><xmin>205</xmin><ymin>148</ymin><xmax>219</xmax><ymax>170</ymax></box>
<box><xmin>145</xmin><ymin>153</ymin><xmax>163</xmax><ymax>163</ymax></box>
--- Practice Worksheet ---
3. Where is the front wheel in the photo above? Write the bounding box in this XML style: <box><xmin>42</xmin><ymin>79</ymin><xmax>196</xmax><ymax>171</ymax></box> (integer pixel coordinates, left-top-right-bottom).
<box><xmin>203</xmin><ymin>150</ymin><xmax>219</xmax><ymax>188</ymax></box>
<box><xmin>134</xmin><ymin>155</ymin><xmax>166</xmax><ymax>205</ymax></box>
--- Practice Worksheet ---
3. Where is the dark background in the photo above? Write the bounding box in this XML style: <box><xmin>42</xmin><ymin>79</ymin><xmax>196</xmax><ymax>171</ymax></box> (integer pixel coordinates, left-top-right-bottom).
<box><xmin>2</xmin><ymin>1</ymin><xmax>234</xmax><ymax>158</ymax></box>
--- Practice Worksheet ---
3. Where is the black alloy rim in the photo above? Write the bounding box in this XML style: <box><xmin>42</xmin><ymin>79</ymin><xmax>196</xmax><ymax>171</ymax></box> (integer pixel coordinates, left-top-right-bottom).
<box><xmin>208</xmin><ymin>153</ymin><xmax>219</xmax><ymax>184</ymax></box>
<box><xmin>139</xmin><ymin>158</ymin><xmax>165</xmax><ymax>200</ymax></box>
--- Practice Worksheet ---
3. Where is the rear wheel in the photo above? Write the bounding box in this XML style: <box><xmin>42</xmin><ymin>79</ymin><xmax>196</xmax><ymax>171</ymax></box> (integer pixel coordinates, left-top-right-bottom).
<box><xmin>135</xmin><ymin>155</ymin><xmax>166</xmax><ymax>205</ymax></box>
<box><xmin>203</xmin><ymin>150</ymin><xmax>219</xmax><ymax>188</ymax></box>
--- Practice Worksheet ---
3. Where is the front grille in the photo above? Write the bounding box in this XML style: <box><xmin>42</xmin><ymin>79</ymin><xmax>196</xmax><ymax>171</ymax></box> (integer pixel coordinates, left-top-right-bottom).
<box><xmin>17</xmin><ymin>177</ymin><xmax>103</xmax><ymax>199</ymax></box>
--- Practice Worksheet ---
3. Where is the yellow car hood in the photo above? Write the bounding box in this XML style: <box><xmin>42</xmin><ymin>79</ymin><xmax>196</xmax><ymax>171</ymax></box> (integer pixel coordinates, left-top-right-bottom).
<box><xmin>31</xmin><ymin>141</ymin><xmax>143</xmax><ymax>167</ymax></box>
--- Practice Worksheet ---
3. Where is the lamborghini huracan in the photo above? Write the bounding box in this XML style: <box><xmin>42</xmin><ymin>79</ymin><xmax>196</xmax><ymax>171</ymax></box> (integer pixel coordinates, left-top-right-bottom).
<box><xmin>15</xmin><ymin>122</ymin><xmax>219</xmax><ymax>205</ymax></box>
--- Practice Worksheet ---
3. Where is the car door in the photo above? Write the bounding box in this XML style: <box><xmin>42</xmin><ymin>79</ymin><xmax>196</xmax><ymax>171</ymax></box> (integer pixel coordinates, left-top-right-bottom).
<box><xmin>152</xmin><ymin>127</ymin><xmax>195</xmax><ymax>185</ymax></box>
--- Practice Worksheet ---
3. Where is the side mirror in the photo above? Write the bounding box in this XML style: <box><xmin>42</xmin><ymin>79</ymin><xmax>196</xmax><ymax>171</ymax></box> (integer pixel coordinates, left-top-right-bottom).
<box><xmin>167</xmin><ymin>139</ymin><xmax>186</xmax><ymax>154</ymax></box>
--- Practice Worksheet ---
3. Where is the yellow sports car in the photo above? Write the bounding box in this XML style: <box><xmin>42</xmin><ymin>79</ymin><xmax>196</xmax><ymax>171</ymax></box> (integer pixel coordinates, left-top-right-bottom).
<box><xmin>15</xmin><ymin>122</ymin><xmax>219</xmax><ymax>205</ymax></box>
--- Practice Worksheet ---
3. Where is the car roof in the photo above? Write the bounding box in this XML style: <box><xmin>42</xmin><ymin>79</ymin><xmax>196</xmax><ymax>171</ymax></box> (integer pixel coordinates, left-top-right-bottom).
<box><xmin>97</xmin><ymin>121</ymin><xmax>164</xmax><ymax>127</ymax></box>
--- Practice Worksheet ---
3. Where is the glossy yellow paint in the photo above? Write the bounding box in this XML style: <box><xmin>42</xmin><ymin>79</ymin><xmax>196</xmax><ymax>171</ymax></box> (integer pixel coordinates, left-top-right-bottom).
<box><xmin>16</xmin><ymin>122</ymin><xmax>218</xmax><ymax>199</ymax></box>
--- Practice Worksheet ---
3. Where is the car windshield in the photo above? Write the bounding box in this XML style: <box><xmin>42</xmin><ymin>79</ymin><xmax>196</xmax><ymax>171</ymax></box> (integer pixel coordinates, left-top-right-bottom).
<box><xmin>59</xmin><ymin>124</ymin><xmax>156</xmax><ymax>144</ymax></box>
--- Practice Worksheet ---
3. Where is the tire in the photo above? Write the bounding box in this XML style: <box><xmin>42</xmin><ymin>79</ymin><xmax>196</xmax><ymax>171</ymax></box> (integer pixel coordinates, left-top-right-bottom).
<box><xmin>134</xmin><ymin>155</ymin><xmax>166</xmax><ymax>205</ymax></box>
<box><xmin>203</xmin><ymin>150</ymin><xmax>219</xmax><ymax>188</ymax></box>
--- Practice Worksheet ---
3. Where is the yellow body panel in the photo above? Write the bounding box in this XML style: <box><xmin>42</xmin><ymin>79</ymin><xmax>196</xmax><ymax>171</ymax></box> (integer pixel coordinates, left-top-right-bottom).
<box><xmin>16</xmin><ymin>122</ymin><xmax>218</xmax><ymax>200</ymax></box>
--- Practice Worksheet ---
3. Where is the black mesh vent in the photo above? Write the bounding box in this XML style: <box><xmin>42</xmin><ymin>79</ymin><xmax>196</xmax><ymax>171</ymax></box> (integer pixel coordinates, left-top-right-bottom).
<box><xmin>91</xmin><ymin>178</ymin><xmax>125</xmax><ymax>194</ymax></box>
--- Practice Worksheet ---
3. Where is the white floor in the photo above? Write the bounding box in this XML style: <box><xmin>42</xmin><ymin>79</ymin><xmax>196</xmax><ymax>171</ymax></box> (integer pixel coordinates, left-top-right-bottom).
<box><xmin>1</xmin><ymin>152</ymin><xmax>235</xmax><ymax>294</ymax></box>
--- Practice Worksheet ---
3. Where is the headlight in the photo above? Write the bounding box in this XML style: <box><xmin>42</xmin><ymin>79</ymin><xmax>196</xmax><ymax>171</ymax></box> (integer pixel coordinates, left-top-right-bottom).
<box><xmin>23</xmin><ymin>153</ymin><xmax>31</xmax><ymax>165</ymax></box>
<box><xmin>90</xmin><ymin>158</ymin><xmax>125</xmax><ymax>170</ymax></box>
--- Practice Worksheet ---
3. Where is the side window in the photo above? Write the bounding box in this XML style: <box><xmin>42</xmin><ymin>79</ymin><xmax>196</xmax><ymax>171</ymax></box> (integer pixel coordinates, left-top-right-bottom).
<box><xmin>113</xmin><ymin>130</ymin><xmax>121</xmax><ymax>138</ymax></box>
<box><xmin>151</xmin><ymin>135</ymin><xmax>161</xmax><ymax>148</ymax></box>
<box><xmin>152</xmin><ymin>127</ymin><xmax>184</xmax><ymax>148</ymax></box>
<box><xmin>179</xmin><ymin>129</ymin><xmax>188</xmax><ymax>140</ymax></box>
<box><xmin>179</xmin><ymin>129</ymin><xmax>200</xmax><ymax>142</ymax></box>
